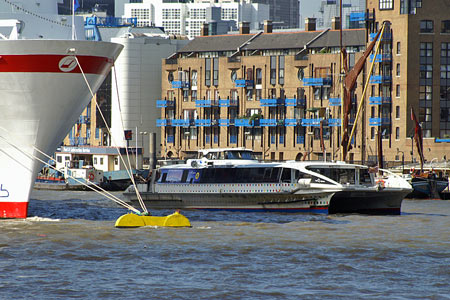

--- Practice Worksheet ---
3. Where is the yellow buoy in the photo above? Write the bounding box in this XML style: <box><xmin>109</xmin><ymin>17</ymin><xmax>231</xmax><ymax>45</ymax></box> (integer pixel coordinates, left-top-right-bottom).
<box><xmin>115</xmin><ymin>211</ymin><xmax>191</xmax><ymax>228</ymax></box>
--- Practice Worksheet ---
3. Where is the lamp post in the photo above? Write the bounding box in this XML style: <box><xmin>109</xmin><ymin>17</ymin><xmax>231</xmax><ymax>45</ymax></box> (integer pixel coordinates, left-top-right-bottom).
<box><xmin>397</xmin><ymin>148</ymin><xmax>404</xmax><ymax>174</ymax></box>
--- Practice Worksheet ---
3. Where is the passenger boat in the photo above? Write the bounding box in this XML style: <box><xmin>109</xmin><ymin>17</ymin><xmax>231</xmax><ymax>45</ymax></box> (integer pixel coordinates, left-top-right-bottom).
<box><xmin>0</xmin><ymin>1</ymin><xmax>123</xmax><ymax>217</ymax></box>
<box><xmin>124</xmin><ymin>148</ymin><xmax>412</xmax><ymax>214</ymax></box>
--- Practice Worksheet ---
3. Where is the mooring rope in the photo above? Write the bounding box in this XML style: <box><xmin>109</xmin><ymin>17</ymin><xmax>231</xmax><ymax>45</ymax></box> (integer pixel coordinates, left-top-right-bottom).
<box><xmin>0</xmin><ymin>135</ymin><xmax>140</xmax><ymax>213</ymax></box>
<box><xmin>74</xmin><ymin>56</ymin><xmax>149</xmax><ymax>214</ymax></box>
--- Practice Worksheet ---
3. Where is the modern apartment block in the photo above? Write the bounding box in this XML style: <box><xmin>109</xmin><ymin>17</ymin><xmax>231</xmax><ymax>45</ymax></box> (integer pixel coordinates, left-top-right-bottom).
<box><xmin>122</xmin><ymin>0</ymin><xmax>269</xmax><ymax>39</ymax></box>
<box><xmin>157</xmin><ymin>0</ymin><xmax>450</xmax><ymax>164</ymax></box>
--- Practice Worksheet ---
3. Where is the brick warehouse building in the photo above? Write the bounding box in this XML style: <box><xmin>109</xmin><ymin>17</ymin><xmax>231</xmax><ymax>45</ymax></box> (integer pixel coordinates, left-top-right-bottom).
<box><xmin>158</xmin><ymin>0</ymin><xmax>450</xmax><ymax>164</ymax></box>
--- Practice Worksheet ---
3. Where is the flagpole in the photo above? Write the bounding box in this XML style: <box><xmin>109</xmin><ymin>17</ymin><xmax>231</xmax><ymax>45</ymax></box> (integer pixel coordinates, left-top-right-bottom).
<box><xmin>72</xmin><ymin>0</ymin><xmax>75</xmax><ymax>40</ymax></box>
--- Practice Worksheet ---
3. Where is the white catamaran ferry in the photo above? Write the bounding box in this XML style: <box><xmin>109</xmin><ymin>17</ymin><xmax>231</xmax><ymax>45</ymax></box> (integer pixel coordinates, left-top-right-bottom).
<box><xmin>124</xmin><ymin>148</ymin><xmax>412</xmax><ymax>214</ymax></box>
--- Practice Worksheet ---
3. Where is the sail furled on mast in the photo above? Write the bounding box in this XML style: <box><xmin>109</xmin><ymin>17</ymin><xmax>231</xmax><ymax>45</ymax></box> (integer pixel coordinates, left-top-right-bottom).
<box><xmin>411</xmin><ymin>107</ymin><xmax>425</xmax><ymax>171</ymax></box>
<box><xmin>341</xmin><ymin>29</ymin><xmax>382</xmax><ymax>162</ymax></box>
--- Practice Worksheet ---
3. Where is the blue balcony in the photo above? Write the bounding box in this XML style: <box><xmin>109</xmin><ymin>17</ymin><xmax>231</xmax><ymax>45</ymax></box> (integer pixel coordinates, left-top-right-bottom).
<box><xmin>219</xmin><ymin>119</ymin><xmax>233</xmax><ymax>126</ymax></box>
<box><xmin>302</xmin><ymin>77</ymin><xmax>332</xmax><ymax>86</ymax></box>
<box><xmin>78</xmin><ymin>116</ymin><xmax>90</xmax><ymax>124</ymax></box>
<box><xmin>369</xmin><ymin>53</ymin><xmax>392</xmax><ymax>63</ymax></box>
<box><xmin>235</xmin><ymin>119</ymin><xmax>252</xmax><ymax>127</ymax></box>
<box><xmin>260</xmin><ymin>98</ymin><xmax>284</xmax><ymax>107</ymax></box>
<box><xmin>327</xmin><ymin>118</ymin><xmax>341</xmax><ymax>127</ymax></box>
<box><xmin>235</xmin><ymin>79</ymin><xmax>254</xmax><ymax>88</ymax></box>
<box><xmin>285</xmin><ymin>98</ymin><xmax>306</xmax><ymax>106</ymax></box>
<box><xmin>172</xmin><ymin>119</ymin><xmax>191</xmax><ymax>127</ymax></box>
<box><xmin>195</xmin><ymin>99</ymin><xmax>217</xmax><ymax>107</ymax></box>
<box><xmin>369</xmin><ymin>117</ymin><xmax>391</xmax><ymax>126</ymax></box>
<box><xmin>301</xmin><ymin>118</ymin><xmax>322</xmax><ymax>127</ymax></box>
<box><xmin>369</xmin><ymin>96</ymin><xmax>392</xmax><ymax>105</ymax></box>
<box><xmin>349</xmin><ymin>12</ymin><xmax>366</xmax><ymax>22</ymax></box>
<box><xmin>260</xmin><ymin>119</ymin><xmax>277</xmax><ymax>127</ymax></box>
<box><xmin>285</xmin><ymin>119</ymin><xmax>298</xmax><ymax>126</ymax></box>
<box><xmin>156</xmin><ymin>119</ymin><xmax>173</xmax><ymax>127</ymax></box>
<box><xmin>156</xmin><ymin>100</ymin><xmax>175</xmax><ymax>108</ymax></box>
<box><xmin>218</xmin><ymin>99</ymin><xmax>238</xmax><ymax>107</ymax></box>
<box><xmin>329</xmin><ymin>98</ymin><xmax>341</xmax><ymax>106</ymax></box>
<box><xmin>167</xmin><ymin>135</ymin><xmax>175</xmax><ymax>143</ymax></box>
<box><xmin>370</xmin><ymin>75</ymin><xmax>392</xmax><ymax>84</ymax></box>
<box><xmin>171</xmin><ymin>81</ymin><xmax>190</xmax><ymax>89</ymax></box>
<box><xmin>370</xmin><ymin>32</ymin><xmax>392</xmax><ymax>42</ymax></box>
<box><xmin>70</xmin><ymin>137</ymin><xmax>88</xmax><ymax>146</ymax></box>
<box><xmin>195</xmin><ymin>119</ymin><xmax>211</xmax><ymax>126</ymax></box>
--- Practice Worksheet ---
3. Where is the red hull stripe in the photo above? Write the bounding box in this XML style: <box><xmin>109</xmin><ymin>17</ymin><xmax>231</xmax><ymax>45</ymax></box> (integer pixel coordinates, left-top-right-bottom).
<box><xmin>0</xmin><ymin>55</ymin><xmax>113</xmax><ymax>74</ymax></box>
<box><xmin>0</xmin><ymin>202</ymin><xmax>28</xmax><ymax>218</ymax></box>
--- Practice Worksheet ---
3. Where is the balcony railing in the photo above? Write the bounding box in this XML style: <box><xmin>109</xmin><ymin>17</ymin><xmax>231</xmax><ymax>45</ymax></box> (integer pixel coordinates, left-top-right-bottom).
<box><xmin>171</xmin><ymin>81</ymin><xmax>190</xmax><ymax>89</ymax></box>
<box><xmin>260</xmin><ymin>98</ymin><xmax>284</xmax><ymax>107</ymax></box>
<box><xmin>195</xmin><ymin>119</ymin><xmax>211</xmax><ymax>126</ymax></box>
<box><xmin>370</xmin><ymin>32</ymin><xmax>392</xmax><ymax>42</ymax></box>
<box><xmin>284</xmin><ymin>98</ymin><xmax>306</xmax><ymax>106</ymax></box>
<box><xmin>327</xmin><ymin>118</ymin><xmax>341</xmax><ymax>127</ymax></box>
<box><xmin>235</xmin><ymin>118</ymin><xmax>252</xmax><ymax>127</ymax></box>
<box><xmin>218</xmin><ymin>99</ymin><xmax>238</xmax><ymax>107</ymax></box>
<box><xmin>369</xmin><ymin>53</ymin><xmax>392</xmax><ymax>63</ymax></box>
<box><xmin>329</xmin><ymin>98</ymin><xmax>341</xmax><ymax>106</ymax></box>
<box><xmin>369</xmin><ymin>96</ymin><xmax>392</xmax><ymax>105</ymax></box>
<box><xmin>235</xmin><ymin>79</ymin><xmax>254</xmax><ymax>88</ymax></box>
<box><xmin>156</xmin><ymin>100</ymin><xmax>175</xmax><ymax>108</ymax></box>
<box><xmin>172</xmin><ymin>119</ymin><xmax>191</xmax><ymax>127</ymax></box>
<box><xmin>260</xmin><ymin>119</ymin><xmax>277</xmax><ymax>126</ymax></box>
<box><xmin>369</xmin><ymin>117</ymin><xmax>391</xmax><ymax>126</ymax></box>
<box><xmin>302</xmin><ymin>77</ymin><xmax>332</xmax><ymax>86</ymax></box>
<box><xmin>285</xmin><ymin>119</ymin><xmax>298</xmax><ymax>126</ymax></box>
<box><xmin>369</xmin><ymin>75</ymin><xmax>392</xmax><ymax>84</ymax></box>
<box><xmin>195</xmin><ymin>99</ymin><xmax>218</xmax><ymax>107</ymax></box>
<box><xmin>157</xmin><ymin>119</ymin><xmax>174</xmax><ymax>127</ymax></box>
<box><xmin>301</xmin><ymin>118</ymin><xmax>322</xmax><ymax>127</ymax></box>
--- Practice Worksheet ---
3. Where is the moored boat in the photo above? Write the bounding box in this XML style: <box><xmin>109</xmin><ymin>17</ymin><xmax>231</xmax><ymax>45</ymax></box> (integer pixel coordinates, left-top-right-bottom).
<box><xmin>0</xmin><ymin>2</ymin><xmax>123</xmax><ymax>218</ymax></box>
<box><xmin>124</xmin><ymin>148</ymin><xmax>412</xmax><ymax>214</ymax></box>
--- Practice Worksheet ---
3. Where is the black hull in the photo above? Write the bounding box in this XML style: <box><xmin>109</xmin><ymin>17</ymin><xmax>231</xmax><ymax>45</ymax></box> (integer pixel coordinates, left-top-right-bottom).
<box><xmin>406</xmin><ymin>178</ymin><xmax>448</xmax><ymax>199</ymax></box>
<box><xmin>328</xmin><ymin>189</ymin><xmax>409</xmax><ymax>215</ymax></box>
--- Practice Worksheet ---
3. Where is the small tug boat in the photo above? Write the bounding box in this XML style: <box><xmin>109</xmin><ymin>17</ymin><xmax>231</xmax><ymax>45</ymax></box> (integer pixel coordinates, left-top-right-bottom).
<box><xmin>124</xmin><ymin>148</ymin><xmax>412</xmax><ymax>215</ymax></box>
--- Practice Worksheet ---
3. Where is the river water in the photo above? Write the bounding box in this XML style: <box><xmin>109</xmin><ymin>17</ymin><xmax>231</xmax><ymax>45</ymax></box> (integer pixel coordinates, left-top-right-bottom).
<box><xmin>0</xmin><ymin>190</ymin><xmax>448</xmax><ymax>299</ymax></box>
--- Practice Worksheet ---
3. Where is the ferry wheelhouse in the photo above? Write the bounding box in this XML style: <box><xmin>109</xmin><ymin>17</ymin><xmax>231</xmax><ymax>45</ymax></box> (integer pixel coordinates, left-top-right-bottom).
<box><xmin>124</xmin><ymin>148</ymin><xmax>412</xmax><ymax>214</ymax></box>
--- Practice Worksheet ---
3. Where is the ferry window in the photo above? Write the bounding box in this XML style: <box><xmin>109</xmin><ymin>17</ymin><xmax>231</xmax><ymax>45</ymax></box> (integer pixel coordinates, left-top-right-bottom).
<box><xmin>181</xmin><ymin>170</ymin><xmax>188</xmax><ymax>182</ymax></box>
<box><xmin>249</xmin><ymin>168</ymin><xmax>265</xmax><ymax>183</ymax></box>
<box><xmin>115</xmin><ymin>158</ymin><xmax>119</xmax><ymax>165</ymax></box>
<box><xmin>100</xmin><ymin>158</ymin><xmax>104</xmax><ymax>165</ymax></box>
<box><xmin>160</xmin><ymin>172</ymin><xmax>167</xmax><ymax>183</ymax></box>
<box><xmin>94</xmin><ymin>157</ymin><xmax>97</xmax><ymax>164</ymax></box>
<box><xmin>359</xmin><ymin>169</ymin><xmax>372</xmax><ymax>184</ymax></box>
<box><xmin>281</xmin><ymin>168</ymin><xmax>291</xmax><ymax>183</ymax></box>
<box><xmin>57</xmin><ymin>156</ymin><xmax>62</xmax><ymax>163</ymax></box>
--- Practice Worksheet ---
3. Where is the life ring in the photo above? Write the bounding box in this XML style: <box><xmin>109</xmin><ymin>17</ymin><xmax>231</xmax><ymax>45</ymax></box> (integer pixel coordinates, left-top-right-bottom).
<box><xmin>376</xmin><ymin>179</ymin><xmax>385</xmax><ymax>189</ymax></box>
<box><xmin>410</xmin><ymin>167</ymin><xmax>415</xmax><ymax>174</ymax></box>
<box><xmin>88</xmin><ymin>173</ymin><xmax>95</xmax><ymax>181</ymax></box>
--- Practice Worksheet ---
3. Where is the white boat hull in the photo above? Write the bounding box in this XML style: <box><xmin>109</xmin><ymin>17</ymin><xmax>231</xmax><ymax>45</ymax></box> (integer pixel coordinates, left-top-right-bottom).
<box><xmin>0</xmin><ymin>39</ymin><xmax>122</xmax><ymax>218</ymax></box>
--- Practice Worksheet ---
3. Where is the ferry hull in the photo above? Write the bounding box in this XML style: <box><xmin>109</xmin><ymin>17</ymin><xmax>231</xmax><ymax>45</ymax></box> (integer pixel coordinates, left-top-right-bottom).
<box><xmin>0</xmin><ymin>40</ymin><xmax>122</xmax><ymax>218</ymax></box>
<box><xmin>125</xmin><ymin>190</ymin><xmax>333</xmax><ymax>213</ymax></box>
<box><xmin>328</xmin><ymin>189</ymin><xmax>409</xmax><ymax>215</ymax></box>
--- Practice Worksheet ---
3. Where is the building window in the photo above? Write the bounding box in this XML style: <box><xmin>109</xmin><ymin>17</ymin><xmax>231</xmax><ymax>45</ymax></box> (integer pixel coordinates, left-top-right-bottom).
<box><xmin>396</xmin><ymin>85</ymin><xmax>400</xmax><ymax>97</ymax></box>
<box><xmin>442</xmin><ymin>20</ymin><xmax>450</xmax><ymax>34</ymax></box>
<box><xmin>440</xmin><ymin>43</ymin><xmax>450</xmax><ymax>137</ymax></box>
<box><xmin>371</xmin><ymin>106</ymin><xmax>375</xmax><ymax>118</ymax></box>
<box><xmin>256</xmin><ymin>68</ymin><xmax>262</xmax><ymax>85</ymax></box>
<box><xmin>297</xmin><ymin>68</ymin><xmax>305</xmax><ymax>81</ymax></box>
<box><xmin>379</xmin><ymin>0</ymin><xmax>393</xmax><ymax>10</ymax></box>
<box><xmin>270</xmin><ymin>56</ymin><xmax>276</xmax><ymax>85</ymax></box>
<box><xmin>420</xmin><ymin>20</ymin><xmax>434</xmax><ymax>33</ymax></box>
<box><xmin>191</xmin><ymin>70</ymin><xmax>197</xmax><ymax>87</ymax></box>
<box><xmin>396</xmin><ymin>63</ymin><xmax>400</xmax><ymax>76</ymax></box>
<box><xmin>371</xmin><ymin>127</ymin><xmax>375</xmax><ymax>139</ymax></box>
<box><xmin>205</xmin><ymin>58</ymin><xmax>211</xmax><ymax>86</ymax></box>
<box><xmin>246</xmin><ymin>89</ymin><xmax>253</xmax><ymax>101</ymax></box>
<box><xmin>183</xmin><ymin>90</ymin><xmax>189</xmax><ymax>102</ymax></box>
<box><xmin>213</xmin><ymin>58</ymin><xmax>219</xmax><ymax>86</ymax></box>
<box><xmin>278</xmin><ymin>56</ymin><xmax>285</xmax><ymax>85</ymax></box>
<box><xmin>255</xmin><ymin>89</ymin><xmax>261</xmax><ymax>101</ymax></box>
<box><xmin>397</xmin><ymin>42</ymin><xmax>401</xmax><ymax>55</ymax></box>
<box><xmin>396</xmin><ymin>106</ymin><xmax>400</xmax><ymax>119</ymax></box>
<box><xmin>191</xmin><ymin>90</ymin><xmax>197</xmax><ymax>101</ymax></box>
<box><xmin>396</xmin><ymin>127</ymin><xmax>400</xmax><ymax>139</ymax></box>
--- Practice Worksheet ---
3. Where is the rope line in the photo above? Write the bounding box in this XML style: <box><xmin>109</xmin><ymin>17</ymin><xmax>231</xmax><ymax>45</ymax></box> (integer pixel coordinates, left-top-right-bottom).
<box><xmin>74</xmin><ymin>56</ymin><xmax>148</xmax><ymax>214</ymax></box>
